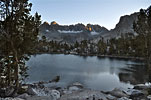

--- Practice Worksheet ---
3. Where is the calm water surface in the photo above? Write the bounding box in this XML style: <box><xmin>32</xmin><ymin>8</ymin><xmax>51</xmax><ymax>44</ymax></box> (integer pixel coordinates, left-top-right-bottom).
<box><xmin>26</xmin><ymin>54</ymin><xmax>146</xmax><ymax>91</ymax></box>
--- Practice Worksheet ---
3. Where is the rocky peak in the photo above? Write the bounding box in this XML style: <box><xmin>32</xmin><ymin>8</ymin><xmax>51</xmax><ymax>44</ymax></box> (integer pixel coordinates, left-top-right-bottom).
<box><xmin>39</xmin><ymin>12</ymin><xmax>139</xmax><ymax>43</ymax></box>
<box><xmin>39</xmin><ymin>21</ymin><xmax>50</xmax><ymax>31</ymax></box>
<box><xmin>114</xmin><ymin>12</ymin><xmax>139</xmax><ymax>34</ymax></box>
<box><xmin>86</xmin><ymin>24</ymin><xmax>109</xmax><ymax>33</ymax></box>
<box><xmin>102</xmin><ymin>12</ymin><xmax>139</xmax><ymax>39</ymax></box>
<box><xmin>51</xmin><ymin>21</ymin><xmax>58</xmax><ymax>25</ymax></box>
<box><xmin>43</xmin><ymin>21</ymin><xmax>49</xmax><ymax>25</ymax></box>
<box><xmin>40</xmin><ymin>22</ymin><xmax>109</xmax><ymax>33</ymax></box>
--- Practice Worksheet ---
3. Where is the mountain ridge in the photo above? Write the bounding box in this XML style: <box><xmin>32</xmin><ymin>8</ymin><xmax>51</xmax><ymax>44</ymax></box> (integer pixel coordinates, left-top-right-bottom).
<box><xmin>39</xmin><ymin>12</ymin><xmax>139</xmax><ymax>43</ymax></box>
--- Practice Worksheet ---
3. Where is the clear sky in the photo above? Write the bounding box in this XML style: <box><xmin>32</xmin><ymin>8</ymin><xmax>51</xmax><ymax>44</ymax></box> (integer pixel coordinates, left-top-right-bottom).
<box><xmin>30</xmin><ymin>0</ymin><xmax>151</xmax><ymax>29</ymax></box>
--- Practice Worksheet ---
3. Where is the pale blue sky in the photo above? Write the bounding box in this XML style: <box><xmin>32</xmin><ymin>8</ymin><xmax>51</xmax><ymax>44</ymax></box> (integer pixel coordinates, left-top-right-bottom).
<box><xmin>30</xmin><ymin>0</ymin><xmax>151</xmax><ymax>29</ymax></box>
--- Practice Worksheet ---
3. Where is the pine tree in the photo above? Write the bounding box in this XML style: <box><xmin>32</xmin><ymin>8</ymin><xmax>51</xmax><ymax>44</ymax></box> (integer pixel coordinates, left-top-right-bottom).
<box><xmin>134</xmin><ymin>6</ymin><xmax>151</xmax><ymax>82</ymax></box>
<box><xmin>134</xmin><ymin>6</ymin><xmax>151</xmax><ymax>63</ymax></box>
<box><xmin>0</xmin><ymin>0</ymin><xmax>41</xmax><ymax>95</ymax></box>
<box><xmin>97</xmin><ymin>39</ymin><xmax>107</xmax><ymax>54</ymax></box>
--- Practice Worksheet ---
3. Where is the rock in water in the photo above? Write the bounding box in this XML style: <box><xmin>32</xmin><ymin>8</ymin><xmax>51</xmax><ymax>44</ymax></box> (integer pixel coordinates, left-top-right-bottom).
<box><xmin>72</xmin><ymin>82</ymin><xmax>84</xmax><ymax>88</ymax></box>
<box><xmin>67</xmin><ymin>82</ymin><xmax>84</xmax><ymax>92</ymax></box>
<box><xmin>50</xmin><ymin>76</ymin><xmax>60</xmax><ymax>83</ymax></box>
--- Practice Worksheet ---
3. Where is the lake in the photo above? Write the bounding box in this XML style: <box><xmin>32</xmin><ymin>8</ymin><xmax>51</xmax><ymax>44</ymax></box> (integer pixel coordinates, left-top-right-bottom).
<box><xmin>26</xmin><ymin>54</ymin><xmax>148</xmax><ymax>91</ymax></box>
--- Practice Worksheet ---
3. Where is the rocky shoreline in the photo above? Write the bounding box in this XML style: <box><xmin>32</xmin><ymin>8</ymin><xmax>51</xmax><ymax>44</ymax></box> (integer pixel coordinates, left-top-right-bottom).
<box><xmin>0</xmin><ymin>81</ymin><xmax>151</xmax><ymax>100</ymax></box>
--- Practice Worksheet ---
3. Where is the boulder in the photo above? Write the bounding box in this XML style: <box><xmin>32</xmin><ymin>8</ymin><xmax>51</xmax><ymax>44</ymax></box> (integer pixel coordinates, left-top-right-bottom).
<box><xmin>0</xmin><ymin>97</ymin><xmax>24</xmax><ymax>100</ymax></box>
<box><xmin>117</xmin><ymin>97</ymin><xmax>130</xmax><ymax>100</ymax></box>
<box><xmin>147</xmin><ymin>95</ymin><xmax>151</xmax><ymax>100</ymax></box>
<box><xmin>72</xmin><ymin>82</ymin><xmax>84</xmax><ymax>88</ymax></box>
<box><xmin>126</xmin><ymin>88</ymin><xmax>143</xmax><ymax>95</ymax></box>
<box><xmin>25</xmin><ymin>96</ymin><xmax>51</xmax><ymax>100</ymax></box>
<box><xmin>68</xmin><ymin>86</ymin><xmax>82</xmax><ymax>91</ymax></box>
<box><xmin>62</xmin><ymin>88</ymin><xmax>73</xmax><ymax>95</ymax></box>
<box><xmin>134</xmin><ymin>84</ymin><xmax>151</xmax><ymax>90</ymax></box>
<box><xmin>0</xmin><ymin>88</ymin><xmax>6</xmax><ymax>97</ymax></box>
<box><xmin>17</xmin><ymin>93</ymin><xmax>29</xmax><ymax>99</ymax></box>
<box><xmin>130</xmin><ymin>90</ymin><xmax>144</xmax><ymax>97</ymax></box>
<box><xmin>29</xmin><ymin>87</ymin><xmax>60</xmax><ymax>100</ymax></box>
<box><xmin>27</xmin><ymin>86</ymin><xmax>37</xmax><ymax>95</ymax></box>
<box><xmin>0</xmin><ymin>87</ymin><xmax>15</xmax><ymax>97</ymax></box>
<box><xmin>67</xmin><ymin>82</ymin><xmax>84</xmax><ymax>91</ymax></box>
<box><xmin>5</xmin><ymin>87</ymin><xmax>15</xmax><ymax>97</ymax></box>
<box><xmin>129</xmin><ymin>90</ymin><xmax>145</xmax><ymax>99</ymax></box>
<box><xmin>106</xmin><ymin>94</ymin><xmax>116</xmax><ymax>100</ymax></box>
<box><xmin>108</xmin><ymin>88</ymin><xmax>129</xmax><ymax>98</ymax></box>
<box><xmin>62</xmin><ymin>82</ymin><xmax>84</xmax><ymax>94</ymax></box>
<box><xmin>50</xmin><ymin>90</ymin><xmax>60</xmax><ymax>100</ymax></box>
<box><xmin>59</xmin><ymin>89</ymin><xmax>111</xmax><ymax>100</ymax></box>
<box><xmin>50</xmin><ymin>76</ymin><xmax>60</xmax><ymax>83</ymax></box>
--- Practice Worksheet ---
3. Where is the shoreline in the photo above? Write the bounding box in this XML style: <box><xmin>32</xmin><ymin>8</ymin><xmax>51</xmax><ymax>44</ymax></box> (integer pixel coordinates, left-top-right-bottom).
<box><xmin>0</xmin><ymin>82</ymin><xmax>150</xmax><ymax>100</ymax></box>
<box><xmin>34</xmin><ymin>52</ymin><xmax>146</xmax><ymax>61</ymax></box>
<box><xmin>3</xmin><ymin>53</ymin><xmax>146</xmax><ymax>99</ymax></box>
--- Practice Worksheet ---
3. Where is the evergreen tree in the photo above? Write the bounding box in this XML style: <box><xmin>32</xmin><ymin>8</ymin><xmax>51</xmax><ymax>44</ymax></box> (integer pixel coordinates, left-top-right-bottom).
<box><xmin>0</xmin><ymin>0</ymin><xmax>41</xmax><ymax>95</ymax></box>
<box><xmin>97</xmin><ymin>39</ymin><xmax>107</xmax><ymax>54</ymax></box>
<box><xmin>134</xmin><ymin>6</ymin><xmax>151</xmax><ymax>84</ymax></box>
<box><xmin>74</xmin><ymin>41</ymin><xmax>79</xmax><ymax>48</ymax></box>
<box><xmin>134</xmin><ymin>6</ymin><xmax>151</xmax><ymax>64</ymax></box>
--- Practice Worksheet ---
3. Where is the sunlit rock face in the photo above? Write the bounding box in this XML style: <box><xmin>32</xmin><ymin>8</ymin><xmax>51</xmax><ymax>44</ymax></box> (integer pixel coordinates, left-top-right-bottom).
<box><xmin>39</xmin><ymin>22</ymin><xmax>109</xmax><ymax>43</ymax></box>
<box><xmin>40</xmin><ymin>22</ymin><xmax>108</xmax><ymax>34</ymax></box>
<box><xmin>51</xmin><ymin>21</ymin><xmax>58</xmax><ymax>25</ymax></box>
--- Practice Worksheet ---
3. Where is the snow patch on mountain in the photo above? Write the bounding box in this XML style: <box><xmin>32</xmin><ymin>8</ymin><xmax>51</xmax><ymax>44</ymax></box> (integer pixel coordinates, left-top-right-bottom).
<box><xmin>58</xmin><ymin>30</ymin><xmax>83</xmax><ymax>34</ymax></box>
<box><xmin>45</xmin><ymin>30</ymin><xmax>49</xmax><ymax>32</ymax></box>
<box><xmin>90</xmin><ymin>31</ymin><xmax>99</xmax><ymax>35</ymax></box>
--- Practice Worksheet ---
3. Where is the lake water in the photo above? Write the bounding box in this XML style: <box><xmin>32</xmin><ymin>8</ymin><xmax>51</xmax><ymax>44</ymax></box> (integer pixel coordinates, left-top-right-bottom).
<box><xmin>26</xmin><ymin>54</ymin><xmax>148</xmax><ymax>91</ymax></box>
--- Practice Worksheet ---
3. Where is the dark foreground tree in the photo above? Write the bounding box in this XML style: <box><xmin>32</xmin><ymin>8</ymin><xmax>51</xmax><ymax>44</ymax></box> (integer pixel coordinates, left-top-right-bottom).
<box><xmin>134</xmin><ymin>6</ymin><xmax>151</xmax><ymax>63</ymax></box>
<box><xmin>134</xmin><ymin>6</ymin><xmax>151</xmax><ymax>83</ymax></box>
<box><xmin>0</xmin><ymin>0</ymin><xmax>41</xmax><ymax>96</ymax></box>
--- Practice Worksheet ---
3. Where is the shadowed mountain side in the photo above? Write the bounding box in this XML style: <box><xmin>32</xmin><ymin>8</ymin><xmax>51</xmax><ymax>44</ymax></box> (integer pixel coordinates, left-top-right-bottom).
<box><xmin>102</xmin><ymin>12</ymin><xmax>139</xmax><ymax>40</ymax></box>
<box><xmin>39</xmin><ymin>12</ymin><xmax>139</xmax><ymax>43</ymax></box>
<box><xmin>39</xmin><ymin>22</ymin><xmax>108</xmax><ymax>43</ymax></box>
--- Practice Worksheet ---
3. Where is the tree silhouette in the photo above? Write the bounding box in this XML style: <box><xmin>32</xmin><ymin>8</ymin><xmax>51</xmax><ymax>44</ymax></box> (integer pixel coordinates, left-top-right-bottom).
<box><xmin>134</xmin><ymin>6</ymin><xmax>151</xmax><ymax>65</ymax></box>
<box><xmin>0</xmin><ymin>0</ymin><xmax>41</xmax><ymax>95</ymax></box>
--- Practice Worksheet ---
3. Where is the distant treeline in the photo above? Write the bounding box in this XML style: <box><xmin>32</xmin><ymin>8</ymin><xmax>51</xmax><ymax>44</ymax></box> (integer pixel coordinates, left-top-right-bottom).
<box><xmin>36</xmin><ymin>6</ymin><xmax>151</xmax><ymax>61</ymax></box>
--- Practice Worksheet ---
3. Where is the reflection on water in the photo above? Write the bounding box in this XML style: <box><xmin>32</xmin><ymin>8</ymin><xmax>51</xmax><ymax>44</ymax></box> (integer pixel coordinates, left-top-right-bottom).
<box><xmin>26</xmin><ymin>54</ymin><xmax>148</xmax><ymax>91</ymax></box>
<box><xmin>119</xmin><ymin>64</ymin><xmax>151</xmax><ymax>85</ymax></box>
